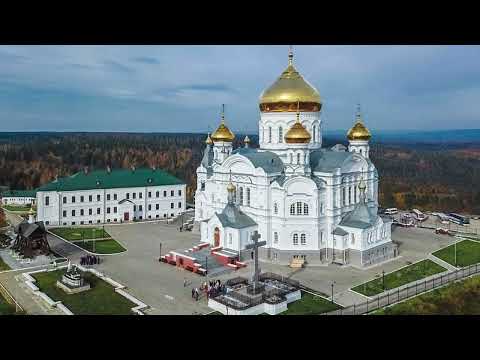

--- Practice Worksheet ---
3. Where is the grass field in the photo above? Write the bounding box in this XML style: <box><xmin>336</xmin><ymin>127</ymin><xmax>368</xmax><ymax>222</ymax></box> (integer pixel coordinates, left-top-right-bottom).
<box><xmin>50</xmin><ymin>227</ymin><xmax>126</xmax><ymax>254</ymax></box>
<box><xmin>281</xmin><ymin>291</ymin><xmax>341</xmax><ymax>315</ymax></box>
<box><xmin>72</xmin><ymin>239</ymin><xmax>126</xmax><ymax>254</ymax></box>
<box><xmin>33</xmin><ymin>270</ymin><xmax>135</xmax><ymax>315</ymax></box>
<box><xmin>375</xmin><ymin>275</ymin><xmax>480</xmax><ymax>315</ymax></box>
<box><xmin>2</xmin><ymin>204</ymin><xmax>31</xmax><ymax>212</ymax></box>
<box><xmin>0</xmin><ymin>256</ymin><xmax>10</xmax><ymax>272</ymax></box>
<box><xmin>432</xmin><ymin>240</ymin><xmax>480</xmax><ymax>267</ymax></box>
<box><xmin>50</xmin><ymin>227</ymin><xmax>110</xmax><ymax>241</ymax></box>
<box><xmin>352</xmin><ymin>259</ymin><xmax>446</xmax><ymax>297</ymax></box>
<box><xmin>0</xmin><ymin>294</ymin><xmax>16</xmax><ymax>315</ymax></box>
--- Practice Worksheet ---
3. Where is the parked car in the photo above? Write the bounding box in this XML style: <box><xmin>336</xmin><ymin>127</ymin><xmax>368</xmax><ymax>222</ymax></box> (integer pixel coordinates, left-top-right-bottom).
<box><xmin>435</xmin><ymin>228</ymin><xmax>451</xmax><ymax>235</ymax></box>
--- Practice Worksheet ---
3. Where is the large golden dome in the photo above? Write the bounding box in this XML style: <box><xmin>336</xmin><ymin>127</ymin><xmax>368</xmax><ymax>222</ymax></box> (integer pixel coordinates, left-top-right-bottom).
<box><xmin>211</xmin><ymin>106</ymin><xmax>235</xmax><ymax>142</ymax></box>
<box><xmin>259</xmin><ymin>49</ymin><xmax>321</xmax><ymax>113</ymax></box>
<box><xmin>347</xmin><ymin>107</ymin><xmax>371</xmax><ymax>141</ymax></box>
<box><xmin>284</xmin><ymin>112</ymin><xmax>311</xmax><ymax>144</ymax></box>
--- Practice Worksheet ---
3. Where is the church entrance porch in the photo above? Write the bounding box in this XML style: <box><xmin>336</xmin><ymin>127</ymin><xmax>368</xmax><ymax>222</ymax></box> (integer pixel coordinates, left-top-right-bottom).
<box><xmin>124</xmin><ymin>212</ymin><xmax>129</xmax><ymax>221</ymax></box>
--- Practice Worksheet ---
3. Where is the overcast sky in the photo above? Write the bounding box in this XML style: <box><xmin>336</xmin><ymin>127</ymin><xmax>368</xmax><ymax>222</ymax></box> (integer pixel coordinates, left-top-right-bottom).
<box><xmin>0</xmin><ymin>45</ymin><xmax>479</xmax><ymax>133</ymax></box>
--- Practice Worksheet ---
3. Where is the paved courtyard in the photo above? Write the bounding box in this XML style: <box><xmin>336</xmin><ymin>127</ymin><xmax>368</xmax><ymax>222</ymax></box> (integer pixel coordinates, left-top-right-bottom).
<box><xmin>93</xmin><ymin>221</ymin><xmax>459</xmax><ymax>314</ymax></box>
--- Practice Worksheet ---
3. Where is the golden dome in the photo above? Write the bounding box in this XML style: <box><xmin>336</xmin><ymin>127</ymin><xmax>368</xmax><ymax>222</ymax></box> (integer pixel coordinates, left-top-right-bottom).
<box><xmin>259</xmin><ymin>48</ymin><xmax>321</xmax><ymax>113</ymax></box>
<box><xmin>284</xmin><ymin>111</ymin><xmax>311</xmax><ymax>144</ymax></box>
<box><xmin>205</xmin><ymin>133</ymin><xmax>213</xmax><ymax>145</ymax></box>
<box><xmin>28</xmin><ymin>206</ymin><xmax>35</xmax><ymax>215</ymax></box>
<box><xmin>211</xmin><ymin>106</ymin><xmax>235</xmax><ymax>142</ymax></box>
<box><xmin>347</xmin><ymin>106</ymin><xmax>371</xmax><ymax>141</ymax></box>
<box><xmin>227</xmin><ymin>181</ymin><xmax>236</xmax><ymax>193</ymax></box>
<box><xmin>244</xmin><ymin>135</ymin><xmax>251</xmax><ymax>144</ymax></box>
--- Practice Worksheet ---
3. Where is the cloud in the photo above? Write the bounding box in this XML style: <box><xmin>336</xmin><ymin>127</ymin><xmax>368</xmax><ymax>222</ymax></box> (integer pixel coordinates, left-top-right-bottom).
<box><xmin>0</xmin><ymin>45</ymin><xmax>479</xmax><ymax>132</ymax></box>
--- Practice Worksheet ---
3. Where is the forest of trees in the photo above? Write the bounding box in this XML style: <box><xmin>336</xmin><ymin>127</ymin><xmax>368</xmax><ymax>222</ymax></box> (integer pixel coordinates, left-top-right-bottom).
<box><xmin>0</xmin><ymin>132</ymin><xmax>479</xmax><ymax>214</ymax></box>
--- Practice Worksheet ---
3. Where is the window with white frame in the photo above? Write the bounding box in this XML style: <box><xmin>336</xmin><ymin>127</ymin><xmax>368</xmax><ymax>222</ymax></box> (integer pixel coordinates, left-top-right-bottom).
<box><xmin>269</xmin><ymin>127</ymin><xmax>272</xmax><ymax>143</ymax></box>
<box><xmin>351</xmin><ymin>233</ymin><xmax>355</xmax><ymax>245</ymax></box>
<box><xmin>297</xmin><ymin>153</ymin><xmax>300</xmax><ymax>164</ymax></box>
<box><xmin>239</xmin><ymin>187</ymin><xmax>244</xmax><ymax>205</ymax></box>
<box><xmin>274</xmin><ymin>202</ymin><xmax>278</xmax><ymax>215</ymax></box>
<box><xmin>278</xmin><ymin>127</ymin><xmax>283</xmax><ymax>143</ymax></box>
<box><xmin>293</xmin><ymin>234</ymin><xmax>298</xmax><ymax>246</ymax></box>
<box><xmin>348</xmin><ymin>186</ymin><xmax>352</xmax><ymax>204</ymax></box>
<box><xmin>303</xmin><ymin>203</ymin><xmax>309</xmax><ymax>215</ymax></box>
<box><xmin>313</xmin><ymin>125</ymin><xmax>316</xmax><ymax>142</ymax></box>
<box><xmin>300</xmin><ymin>233</ymin><xmax>306</xmax><ymax>245</ymax></box>
<box><xmin>342</xmin><ymin>187</ymin><xmax>346</xmax><ymax>206</ymax></box>
<box><xmin>354</xmin><ymin>185</ymin><xmax>357</xmax><ymax>203</ymax></box>
<box><xmin>290</xmin><ymin>203</ymin><xmax>295</xmax><ymax>215</ymax></box>
<box><xmin>228</xmin><ymin>233</ymin><xmax>232</xmax><ymax>245</ymax></box>
<box><xmin>296</xmin><ymin>202</ymin><xmax>302</xmax><ymax>215</ymax></box>
<box><xmin>274</xmin><ymin>232</ymin><xmax>278</xmax><ymax>244</ymax></box>
<box><xmin>246</xmin><ymin>188</ymin><xmax>250</xmax><ymax>206</ymax></box>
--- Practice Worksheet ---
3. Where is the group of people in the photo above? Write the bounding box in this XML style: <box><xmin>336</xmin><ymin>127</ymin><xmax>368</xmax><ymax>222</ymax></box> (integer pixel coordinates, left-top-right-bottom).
<box><xmin>190</xmin><ymin>279</ymin><xmax>226</xmax><ymax>302</ymax></box>
<box><xmin>80</xmin><ymin>255</ymin><xmax>100</xmax><ymax>266</ymax></box>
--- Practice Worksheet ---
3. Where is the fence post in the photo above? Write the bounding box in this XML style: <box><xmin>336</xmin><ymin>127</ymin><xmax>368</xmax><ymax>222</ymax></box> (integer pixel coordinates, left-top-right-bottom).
<box><xmin>353</xmin><ymin>303</ymin><xmax>356</xmax><ymax>315</ymax></box>
<box><xmin>377</xmin><ymin>296</ymin><xmax>380</xmax><ymax>309</ymax></box>
<box><xmin>366</xmin><ymin>298</ymin><xmax>368</xmax><ymax>313</ymax></box>
<box><xmin>387</xmin><ymin>291</ymin><xmax>389</xmax><ymax>305</ymax></box>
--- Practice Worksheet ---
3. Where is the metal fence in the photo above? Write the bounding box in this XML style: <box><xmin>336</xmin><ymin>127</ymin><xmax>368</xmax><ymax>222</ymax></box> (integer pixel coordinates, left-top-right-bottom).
<box><xmin>321</xmin><ymin>262</ymin><xmax>480</xmax><ymax>315</ymax></box>
<box><xmin>0</xmin><ymin>281</ymin><xmax>24</xmax><ymax>313</ymax></box>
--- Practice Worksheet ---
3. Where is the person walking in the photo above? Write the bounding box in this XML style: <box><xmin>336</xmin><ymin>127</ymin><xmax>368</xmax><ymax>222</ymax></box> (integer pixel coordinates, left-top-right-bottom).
<box><xmin>184</xmin><ymin>278</ymin><xmax>187</xmax><ymax>287</ymax></box>
<box><xmin>191</xmin><ymin>288</ymin><xmax>195</xmax><ymax>299</ymax></box>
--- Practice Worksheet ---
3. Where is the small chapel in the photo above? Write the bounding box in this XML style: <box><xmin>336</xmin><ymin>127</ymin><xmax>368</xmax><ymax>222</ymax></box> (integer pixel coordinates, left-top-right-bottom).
<box><xmin>194</xmin><ymin>48</ymin><xmax>397</xmax><ymax>268</ymax></box>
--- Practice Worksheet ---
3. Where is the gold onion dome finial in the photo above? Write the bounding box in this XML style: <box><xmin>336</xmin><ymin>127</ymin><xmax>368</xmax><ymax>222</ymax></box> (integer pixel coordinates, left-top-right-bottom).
<box><xmin>347</xmin><ymin>104</ymin><xmax>371</xmax><ymax>141</ymax></box>
<box><xmin>259</xmin><ymin>46</ymin><xmax>322</xmax><ymax>113</ymax></box>
<box><xmin>244</xmin><ymin>135</ymin><xmax>251</xmax><ymax>144</ymax></box>
<box><xmin>29</xmin><ymin>206</ymin><xmax>35</xmax><ymax>215</ymax></box>
<box><xmin>227</xmin><ymin>170</ymin><xmax>236</xmax><ymax>193</ymax></box>
<box><xmin>211</xmin><ymin>104</ymin><xmax>235</xmax><ymax>142</ymax></box>
<box><xmin>205</xmin><ymin>133</ymin><xmax>213</xmax><ymax>145</ymax></box>
<box><xmin>284</xmin><ymin>101</ymin><xmax>312</xmax><ymax>144</ymax></box>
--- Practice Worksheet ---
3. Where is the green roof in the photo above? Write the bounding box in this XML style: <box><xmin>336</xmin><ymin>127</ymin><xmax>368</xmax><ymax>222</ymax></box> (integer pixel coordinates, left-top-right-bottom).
<box><xmin>36</xmin><ymin>168</ymin><xmax>185</xmax><ymax>192</ymax></box>
<box><xmin>1</xmin><ymin>190</ymin><xmax>37</xmax><ymax>198</ymax></box>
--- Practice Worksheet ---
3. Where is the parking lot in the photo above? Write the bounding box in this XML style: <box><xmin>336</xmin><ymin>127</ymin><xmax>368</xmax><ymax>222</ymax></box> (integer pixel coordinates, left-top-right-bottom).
<box><xmin>90</xmin><ymin>218</ymin><xmax>461</xmax><ymax>313</ymax></box>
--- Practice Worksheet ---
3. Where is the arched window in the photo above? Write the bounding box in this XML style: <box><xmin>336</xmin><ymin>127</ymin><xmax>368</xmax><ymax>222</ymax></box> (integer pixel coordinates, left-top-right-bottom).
<box><xmin>296</xmin><ymin>202</ymin><xmax>302</xmax><ymax>215</ymax></box>
<box><xmin>278</xmin><ymin>127</ymin><xmax>283</xmax><ymax>143</ymax></box>
<box><xmin>354</xmin><ymin>185</ymin><xmax>357</xmax><ymax>203</ymax></box>
<box><xmin>297</xmin><ymin>153</ymin><xmax>301</xmax><ymax>164</ymax></box>
<box><xmin>274</xmin><ymin>202</ymin><xmax>278</xmax><ymax>215</ymax></box>
<box><xmin>246</xmin><ymin>188</ymin><xmax>251</xmax><ymax>206</ymax></box>
<box><xmin>360</xmin><ymin>149</ymin><xmax>363</xmax><ymax>155</ymax></box>
<box><xmin>313</xmin><ymin>125</ymin><xmax>316</xmax><ymax>143</ymax></box>
<box><xmin>229</xmin><ymin>233</ymin><xmax>232</xmax><ymax>245</ymax></box>
<box><xmin>239</xmin><ymin>187</ymin><xmax>244</xmax><ymax>205</ymax></box>
<box><xmin>293</xmin><ymin>234</ymin><xmax>298</xmax><ymax>246</ymax></box>
<box><xmin>303</xmin><ymin>203</ymin><xmax>309</xmax><ymax>215</ymax></box>
<box><xmin>351</xmin><ymin>233</ymin><xmax>355</xmax><ymax>245</ymax></box>
<box><xmin>342</xmin><ymin>187</ymin><xmax>346</xmax><ymax>206</ymax></box>
<box><xmin>320</xmin><ymin>203</ymin><xmax>324</xmax><ymax>214</ymax></box>
<box><xmin>300</xmin><ymin>234</ymin><xmax>306</xmax><ymax>245</ymax></box>
<box><xmin>269</xmin><ymin>127</ymin><xmax>272</xmax><ymax>143</ymax></box>
<box><xmin>348</xmin><ymin>186</ymin><xmax>352</xmax><ymax>204</ymax></box>
<box><xmin>274</xmin><ymin>232</ymin><xmax>279</xmax><ymax>244</ymax></box>
<box><xmin>290</xmin><ymin>204</ymin><xmax>295</xmax><ymax>215</ymax></box>
<box><xmin>290</xmin><ymin>153</ymin><xmax>293</xmax><ymax>163</ymax></box>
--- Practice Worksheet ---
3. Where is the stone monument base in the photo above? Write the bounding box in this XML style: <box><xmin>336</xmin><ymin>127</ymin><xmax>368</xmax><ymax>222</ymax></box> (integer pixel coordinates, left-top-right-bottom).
<box><xmin>56</xmin><ymin>280</ymin><xmax>91</xmax><ymax>294</ymax></box>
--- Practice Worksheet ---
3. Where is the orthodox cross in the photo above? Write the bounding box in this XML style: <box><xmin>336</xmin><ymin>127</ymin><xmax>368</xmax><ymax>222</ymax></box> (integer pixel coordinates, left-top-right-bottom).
<box><xmin>245</xmin><ymin>230</ymin><xmax>266</xmax><ymax>292</ymax></box>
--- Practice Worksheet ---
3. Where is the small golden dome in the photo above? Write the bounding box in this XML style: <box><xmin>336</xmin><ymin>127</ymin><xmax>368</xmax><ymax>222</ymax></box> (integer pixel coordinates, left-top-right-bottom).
<box><xmin>227</xmin><ymin>181</ymin><xmax>236</xmax><ymax>193</ymax></box>
<box><xmin>205</xmin><ymin>133</ymin><xmax>213</xmax><ymax>145</ymax></box>
<box><xmin>211</xmin><ymin>105</ymin><xmax>235</xmax><ymax>142</ymax></box>
<box><xmin>259</xmin><ymin>48</ymin><xmax>321</xmax><ymax>113</ymax></box>
<box><xmin>347</xmin><ymin>106</ymin><xmax>371</xmax><ymax>141</ymax></box>
<box><xmin>28</xmin><ymin>206</ymin><xmax>35</xmax><ymax>215</ymax></box>
<box><xmin>284</xmin><ymin>111</ymin><xmax>311</xmax><ymax>144</ymax></box>
<box><xmin>244</xmin><ymin>135</ymin><xmax>251</xmax><ymax>144</ymax></box>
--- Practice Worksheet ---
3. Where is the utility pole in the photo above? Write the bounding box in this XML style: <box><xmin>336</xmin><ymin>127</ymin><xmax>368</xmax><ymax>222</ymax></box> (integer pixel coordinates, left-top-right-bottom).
<box><xmin>454</xmin><ymin>238</ymin><xmax>457</xmax><ymax>267</ymax></box>
<box><xmin>159</xmin><ymin>242</ymin><xmax>162</xmax><ymax>261</ymax></box>
<box><xmin>382</xmin><ymin>270</ymin><xmax>385</xmax><ymax>291</ymax></box>
<box><xmin>331</xmin><ymin>281</ymin><xmax>336</xmax><ymax>303</ymax></box>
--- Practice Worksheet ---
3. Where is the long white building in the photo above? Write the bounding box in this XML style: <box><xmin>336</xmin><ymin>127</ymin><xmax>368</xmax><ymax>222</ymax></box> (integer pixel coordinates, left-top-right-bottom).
<box><xmin>194</xmin><ymin>49</ymin><xmax>397</xmax><ymax>268</ymax></box>
<box><xmin>36</xmin><ymin>167</ymin><xmax>186</xmax><ymax>226</ymax></box>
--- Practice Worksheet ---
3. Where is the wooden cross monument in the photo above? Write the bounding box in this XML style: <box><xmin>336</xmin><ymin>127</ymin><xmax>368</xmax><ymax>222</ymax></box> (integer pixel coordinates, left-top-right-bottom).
<box><xmin>245</xmin><ymin>230</ymin><xmax>266</xmax><ymax>292</ymax></box>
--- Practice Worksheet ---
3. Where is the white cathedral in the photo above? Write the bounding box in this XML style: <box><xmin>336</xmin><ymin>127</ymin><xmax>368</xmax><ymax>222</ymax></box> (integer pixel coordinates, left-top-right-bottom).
<box><xmin>194</xmin><ymin>49</ymin><xmax>397</xmax><ymax>268</ymax></box>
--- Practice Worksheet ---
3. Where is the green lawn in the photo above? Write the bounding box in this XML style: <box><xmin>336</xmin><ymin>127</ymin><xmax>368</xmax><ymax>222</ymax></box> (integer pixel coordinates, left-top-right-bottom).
<box><xmin>2</xmin><ymin>204</ymin><xmax>31</xmax><ymax>212</ymax></box>
<box><xmin>375</xmin><ymin>275</ymin><xmax>480</xmax><ymax>315</ymax></box>
<box><xmin>352</xmin><ymin>259</ymin><xmax>446</xmax><ymax>297</ymax></box>
<box><xmin>280</xmin><ymin>291</ymin><xmax>342</xmax><ymax>315</ymax></box>
<box><xmin>0</xmin><ymin>256</ymin><xmax>10</xmax><ymax>272</ymax></box>
<box><xmin>72</xmin><ymin>238</ymin><xmax>126</xmax><ymax>254</ymax></box>
<box><xmin>33</xmin><ymin>270</ymin><xmax>136</xmax><ymax>315</ymax></box>
<box><xmin>0</xmin><ymin>294</ymin><xmax>16</xmax><ymax>315</ymax></box>
<box><xmin>432</xmin><ymin>240</ymin><xmax>480</xmax><ymax>267</ymax></box>
<box><xmin>50</xmin><ymin>227</ymin><xmax>110</xmax><ymax>241</ymax></box>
